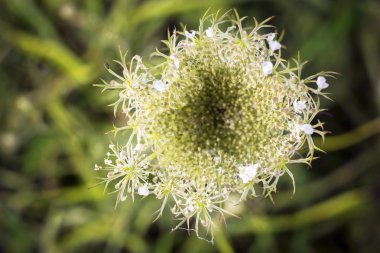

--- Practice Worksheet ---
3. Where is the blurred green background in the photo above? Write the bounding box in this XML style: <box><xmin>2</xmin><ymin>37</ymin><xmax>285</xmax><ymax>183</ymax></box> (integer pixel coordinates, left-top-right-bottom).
<box><xmin>1</xmin><ymin>0</ymin><xmax>380</xmax><ymax>252</ymax></box>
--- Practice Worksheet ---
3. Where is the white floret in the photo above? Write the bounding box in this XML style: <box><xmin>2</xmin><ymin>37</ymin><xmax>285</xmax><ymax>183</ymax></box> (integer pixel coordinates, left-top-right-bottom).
<box><xmin>316</xmin><ymin>76</ymin><xmax>329</xmax><ymax>90</ymax></box>
<box><xmin>138</xmin><ymin>184</ymin><xmax>149</xmax><ymax>196</ymax></box>
<box><xmin>238</xmin><ymin>164</ymin><xmax>259</xmax><ymax>184</ymax></box>
<box><xmin>262</xmin><ymin>61</ymin><xmax>273</xmax><ymax>75</ymax></box>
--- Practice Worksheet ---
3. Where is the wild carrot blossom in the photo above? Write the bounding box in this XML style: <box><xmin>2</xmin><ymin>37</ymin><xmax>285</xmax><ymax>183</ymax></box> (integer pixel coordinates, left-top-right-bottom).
<box><xmin>95</xmin><ymin>10</ymin><xmax>333</xmax><ymax>242</ymax></box>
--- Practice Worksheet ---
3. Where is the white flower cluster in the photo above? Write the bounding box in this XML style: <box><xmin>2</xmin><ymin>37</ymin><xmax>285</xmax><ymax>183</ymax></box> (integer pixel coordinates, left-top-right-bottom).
<box><xmin>95</xmin><ymin>10</ymin><xmax>333</xmax><ymax>242</ymax></box>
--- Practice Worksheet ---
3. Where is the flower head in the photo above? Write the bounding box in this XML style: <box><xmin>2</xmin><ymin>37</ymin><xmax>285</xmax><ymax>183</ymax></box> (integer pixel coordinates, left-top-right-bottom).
<box><xmin>95</xmin><ymin>10</ymin><xmax>332</xmax><ymax>242</ymax></box>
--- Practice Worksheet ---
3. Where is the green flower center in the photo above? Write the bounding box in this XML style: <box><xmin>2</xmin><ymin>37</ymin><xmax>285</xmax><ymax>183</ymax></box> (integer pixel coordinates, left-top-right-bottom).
<box><xmin>175</xmin><ymin>67</ymin><xmax>248</xmax><ymax>154</ymax></box>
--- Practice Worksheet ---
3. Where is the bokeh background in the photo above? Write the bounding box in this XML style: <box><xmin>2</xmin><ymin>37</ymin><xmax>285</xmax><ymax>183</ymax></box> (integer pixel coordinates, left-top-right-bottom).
<box><xmin>1</xmin><ymin>0</ymin><xmax>380</xmax><ymax>252</ymax></box>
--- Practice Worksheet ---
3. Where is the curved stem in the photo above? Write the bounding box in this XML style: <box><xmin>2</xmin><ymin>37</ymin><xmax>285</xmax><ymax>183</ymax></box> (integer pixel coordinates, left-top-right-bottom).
<box><xmin>229</xmin><ymin>189</ymin><xmax>367</xmax><ymax>235</ymax></box>
<box><xmin>315</xmin><ymin>116</ymin><xmax>380</xmax><ymax>152</ymax></box>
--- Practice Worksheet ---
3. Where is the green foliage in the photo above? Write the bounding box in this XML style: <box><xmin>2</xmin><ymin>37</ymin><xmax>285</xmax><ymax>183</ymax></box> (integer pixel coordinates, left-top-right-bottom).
<box><xmin>1</xmin><ymin>0</ymin><xmax>380</xmax><ymax>252</ymax></box>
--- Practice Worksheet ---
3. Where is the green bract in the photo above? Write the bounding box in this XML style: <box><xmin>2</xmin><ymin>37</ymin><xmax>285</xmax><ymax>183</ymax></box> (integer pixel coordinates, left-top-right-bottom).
<box><xmin>95</xmin><ymin>10</ymin><xmax>332</xmax><ymax>242</ymax></box>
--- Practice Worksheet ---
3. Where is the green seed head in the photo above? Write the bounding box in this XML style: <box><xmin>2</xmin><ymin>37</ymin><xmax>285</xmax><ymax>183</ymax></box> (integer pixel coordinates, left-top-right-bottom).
<box><xmin>95</xmin><ymin>10</ymin><xmax>332</xmax><ymax>242</ymax></box>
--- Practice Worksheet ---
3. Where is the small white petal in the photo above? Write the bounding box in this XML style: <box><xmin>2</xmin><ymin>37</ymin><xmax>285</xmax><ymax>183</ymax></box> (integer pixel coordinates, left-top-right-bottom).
<box><xmin>122</xmin><ymin>69</ymin><xmax>129</xmax><ymax>77</ymax></box>
<box><xmin>94</xmin><ymin>164</ymin><xmax>101</xmax><ymax>171</ymax></box>
<box><xmin>269</xmin><ymin>40</ymin><xmax>281</xmax><ymax>51</ymax></box>
<box><xmin>119</xmin><ymin>90</ymin><xmax>127</xmax><ymax>99</ymax></box>
<box><xmin>239</xmin><ymin>164</ymin><xmax>259</xmax><ymax>183</ymax></box>
<box><xmin>300</xmin><ymin>124</ymin><xmax>314</xmax><ymax>135</ymax></box>
<box><xmin>317</xmin><ymin>76</ymin><xmax>326</xmax><ymax>84</ymax></box>
<box><xmin>205</xmin><ymin>27</ymin><xmax>214</xmax><ymax>38</ymax></box>
<box><xmin>185</xmin><ymin>30</ymin><xmax>195</xmax><ymax>39</ymax></box>
<box><xmin>110</xmin><ymin>80</ymin><xmax>120</xmax><ymax>87</ymax></box>
<box><xmin>293</xmin><ymin>100</ymin><xmax>306</xmax><ymax>114</ymax></box>
<box><xmin>316</xmin><ymin>76</ymin><xmax>329</xmax><ymax>89</ymax></box>
<box><xmin>154</xmin><ymin>80</ymin><xmax>167</xmax><ymax>92</ymax></box>
<box><xmin>214</xmin><ymin>156</ymin><xmax>221</xmax><ymax>164</ymax></box>
<box><xmin>134</xmin><ymin>143</ymin><xmax>142</xmax><ymax>151</ymax></box>
<box><xmin>120</xmin><ymin>194</ymin><xmax>127</xmax><ymax>201</ymax></box>
<box><xmin>262</xmin><ymin>61</ymin><xmax>273</xmax><ymax>75</ymax></box>
<box><xmin>119</xmin><ymin>150</ymin><xmax>126</xmax><ymax>160</ymax></box>
<box><xmin>138</xmin><ymin>184</ymin><xmax>149</xmax><ymax>196</ymax></box>
<box><xmin>226</xmin><ymin>25</ymin><xmax>236</xmax><ymax>32</ymax></box>
<box><xmin>170</xmin><ymin>55</ymin><xmax>180</xmax><ymax>69</ymax></box>
<box><xmin>267</xmin><ymin>33</ymin><xmax>276</xmax><ymax>42</ymax></box>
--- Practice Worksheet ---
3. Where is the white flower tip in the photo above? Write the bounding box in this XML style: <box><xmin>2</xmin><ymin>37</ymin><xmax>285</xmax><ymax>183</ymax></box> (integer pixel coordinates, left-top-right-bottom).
<box><xmin>317</xmin><ymin>76</ymin><xmax>326</xmax><ymax>83</ymax></box>
<box><xmin>119</xmin><ymin>150</ymin><xmax>127</xmax><ymax>160</ymax></box>
<box><xmin>266</xmin><ymin>33</ymin><xmax>276</xmax><ymax>42</ymax></box>
<box><xmin>185</xmin><ymin>30</ymin><xmax>195</xmax><ymax>39</ymax></box>
<box><xmin>239</xmin><ymin>164</ymin><xmax>259</xmax><ymax>183</ymax></box>
<box><xmin>134</xmin><ymin>143</ymin><xmax>142</xmax><ymax>151</ymax></box>
<box><xmin>269</xmin><ymin>40</ymin><xmax>281</xmax><ymax>51</ymax></box>
<box><xmin>293</xmin><ymin>100</ymin><xmax>306</xmax><ymax>114</ymax></box>
<box><xmin>104</xmin><ymin>158</ymin><xmax>112</xmax><ymax>165</ymax></box>
<box><xmin>262</xmin><ymin>61</ymin><xmax>273</xmax><ymax>76</ymax></box>
<box><xmin>214</xmin><ymin>156</ymin><xmax>221</xmax><ymax>164</ymax></box>
<box><xmin>170</xmin><ymin>55</ymin><xmax>180</xmax><ymax>69</ymax></box>
<box><xmin>138</xmin><ymin>185</ymin><xmax>149</xmax><ymax>196</ymax></box>
<box><xmin>154</xmin><ymin>80</ymin><xmax>167</xmax><ymax>92</ymax></box>
<box><xmin>94</xmin><ymin>164</ymin><xmax>101</xmax><ymax>171</ymax></box>
<box><xmin>316</xmin><ymin>76</ymin><xmax>329</xmax><ymax>90</ymax></box>
<box><xmin>300</xmin><ymin>124</ymin><xmax>314</xmax><ymax>135</ymax></box>
<box><xmin>187</xmin><ymin>204</ymin><xmax>195</xmax><ymax>212</ymax></box>
<box><xmin>119</xmin><ymin>90</ymin><xmax>126</xmax><ymax>99</ymax></box>
<box><xmin>205</xmin><ymin>27</ymin><xmax>214</xmax><ymax>38</ymax></box>
<box><xmin>110</xmin><ymin>80</ymin><xmax>120</xmax><ymax>87</ymax></box>
<box><xmin>107</xmin><ymin>171</ymin><xmax>114</xmax><ymax>178</ymax></box>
